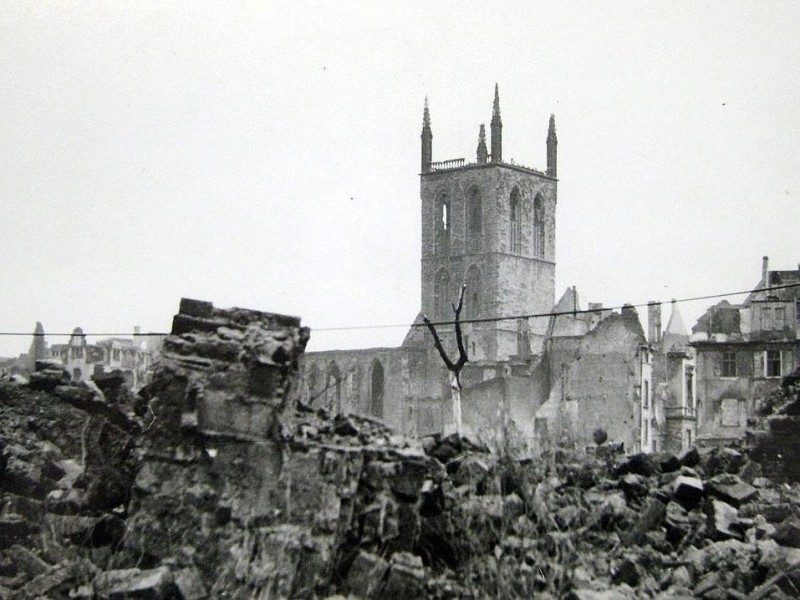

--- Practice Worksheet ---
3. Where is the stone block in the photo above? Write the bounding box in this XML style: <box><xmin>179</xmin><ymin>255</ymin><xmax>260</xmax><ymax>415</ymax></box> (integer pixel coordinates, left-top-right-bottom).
<box><xmin>2</xmin><ymin>494</ymin><xmax>43</xmax><ymax>522</ymax></box>
<box><xmin>174</xmin><ymin>567</ymin><xmax>207</xmax><ymax>600</ymax></box>
<box><xmin>673</xmin><ymin>475</ymin><xmax>704</xmax><ymax>509</ymax></box>
<box><xmin>750</xmin><ymin>564</ymin><xmax>800</xmax><ymax>600</ymax></box>
<box><xmin>622</xmin><ymin>497</ymin><xmax>665</xmax><ymax>546</ymax></box>
<box><xmin>179</xmin><ymin>298</ymin><xmax>214</xmax><ymax>318</ymax></box>
<box><xmin>171</xmin><ymin>314</ymin><xmax>222</xmax><ymax>336</ymax></box>
<box><xmin>333</xmin><ymin>415</ymin><xmax>360</xmax><ymax>437</ymax></box>
<box><xmin>611</xmin><ymin>557</ymin><xmax>640</xmax><ymax>587</ymax></box>
<box><xmin>619</xmin><ymin>473</ymin><xmax>648</xmax><ymax>501</ymax></box>
<box><xmin>6</xmin><ymin>544</ymin><xmax>50</xmax><ymax>577</ymax></box>
<box><xmin>26</xmin><ymin>559</ymin><xmax>97</xmax><ymax>599</ymax></box>
<box><xmin>708</xmin><ymin>475</ymin><xmax>758</xmax><ymax>508</ymax></box>
<box><xmin>711</xmin><ymin>499</ymin><xmax>742</xmax><ymax>541</ymax></box>
<box><xmin>382</xmin><ymin>552</ymin><xmax>425</xmax><ymax>600</ymax></box>
<box><xmin>93</xmin><ymin>566</ymin><xmax>176</xmax><ymax>599</ymax></box>
<box><xmin>614</xmin><ymin>452</ymin><xmax>659</xmax><ymax>477</ymax></box>
<box><xmin>678</xmin><ymin>446</ymin><xmax>700</xmax><ymax>468</ymax></box>
<box><xmin>392</xmin><ymin>458</ymin><xmax>430</xmax><ymax>500</ymax></box>
<box><xmin>45</xmin><ymin>514</ymin><xmax>100</xmax><ymax>545</ymax></box>
<box><xmin>773</xmin><ymin>518</ymin><xmax>800</xmax><ymax>549</ymax></box>
<box><xmin>665</xmin><ymin>501</ymin><xmax>691</xmax><ymax>546</ymax></box>
<box><xmin>0</xmin><ymin>514</ymin><xmax>39</xmax><ymax>548</ymax></box>
<box><xmin>346</xmin><ymin>550</ymin><xmax>389</xmax><ymax>598</ymax></box>
<box><xmin>657</xmin><ymin>453</ymin><xmax>681</xmax><ymax>473</ymax></box>
<box><xmin>704</xmin><ymin>447</ymin><xmax>744</xmax><ymax>476</ymax></box>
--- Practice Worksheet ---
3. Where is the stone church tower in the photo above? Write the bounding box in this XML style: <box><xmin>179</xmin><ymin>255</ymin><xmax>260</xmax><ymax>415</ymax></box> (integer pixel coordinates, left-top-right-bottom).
<box><xmin>419</xmin><ymin>85</ymin><xmax>557</xmax><ymax>361</ymax></box>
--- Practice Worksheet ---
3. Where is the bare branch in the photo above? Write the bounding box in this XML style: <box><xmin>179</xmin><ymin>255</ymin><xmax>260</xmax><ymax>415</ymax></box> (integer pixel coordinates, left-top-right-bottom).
<box><xmin>422</xmin><ymin>314</ymin><xmax>455</xmax><ymax>371</ymax></box>
<box><xmin>453</xmin><ymin>284</ymin><xmax>468</xmax><ymax>371</ymax></box>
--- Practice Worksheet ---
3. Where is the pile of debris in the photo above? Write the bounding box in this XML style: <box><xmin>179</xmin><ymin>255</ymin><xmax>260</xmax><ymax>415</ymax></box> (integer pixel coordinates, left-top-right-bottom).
<box><xmin>2</xmin><ymin>298</ymin><xmax>800</xmax><ymax>599</ymax></box>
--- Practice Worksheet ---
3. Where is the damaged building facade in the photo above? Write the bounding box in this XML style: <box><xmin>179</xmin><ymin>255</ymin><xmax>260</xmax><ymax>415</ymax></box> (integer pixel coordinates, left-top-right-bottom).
<box><xmin>301</xmin><ymin>86</ymin><xmax>659</xmax><ymax>454</ymax></box>
<box><xmin>46</xmin><ymin>327</ymin><xmax>159</xmax><ymax>390</ymax></box>
<box><xmin>690</xmin><ymin>257</ymin><xmax>800</xmax><ymax>445</ymax></box>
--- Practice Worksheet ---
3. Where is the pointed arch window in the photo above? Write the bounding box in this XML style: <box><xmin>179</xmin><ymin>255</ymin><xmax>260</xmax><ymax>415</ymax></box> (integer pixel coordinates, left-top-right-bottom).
<box><xmin>370</xmin><ymin>359</ymin><xmax>384</xmax><ymax>418</ymax></box>
<box><xmin>510</xmin><ymin>188</ymin><xmax>522</xmax><ymax>254</ymax></box>
<box><xmin>326</xmin><ymin>361</ymin><xmax>342</xmax><ymax>412</ymax></box>
<box><xmin>533</xmin><ymin>194</ymin><xmax>545</xmax><ymax>258</ymax></box>
<box><xmin>466</xmin><ymin>187</ymin><xmax>482</xmax><ymax>252</ymax></box>
<box><xmin>435</xmin><ymin>193</ymin><xmax>450</xmax><ymax>255</ymax></box>
<box><xmin>434</xmin><ymin>269</ymin><xmax>450</xmax><ymax>321</ymax></box>
<box><xmin>307</xmin><ymin>363</ymin><xmax>320</xmax><ymax>396</ymax></box>
<box><xmin>466</xmin><ymin>265</ymin><xmax>482</xmax><ymax>319</ymax></box>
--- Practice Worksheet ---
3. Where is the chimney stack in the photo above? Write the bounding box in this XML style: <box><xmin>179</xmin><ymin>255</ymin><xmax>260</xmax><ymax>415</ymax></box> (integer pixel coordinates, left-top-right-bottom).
<box><xmin>647</xmin><ymin>301</ymin><xmax>662</xmax><ymax>345</ymax></box>
<box><xmin>762</xmin><ymin>256</ymin><xmax>770</xmax><ymax>288</ymax></box>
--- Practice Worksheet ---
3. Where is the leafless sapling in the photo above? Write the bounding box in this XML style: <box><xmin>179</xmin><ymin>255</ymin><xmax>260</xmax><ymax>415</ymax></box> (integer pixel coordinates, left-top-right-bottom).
<box><xmin>423</xmin><ymin>283</ymin><xmax>469</xmax><ymax>435</ymax></box>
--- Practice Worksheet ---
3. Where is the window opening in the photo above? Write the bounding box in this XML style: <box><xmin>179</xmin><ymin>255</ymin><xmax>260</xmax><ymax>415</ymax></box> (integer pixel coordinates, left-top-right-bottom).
<box><xmin>721</xmin><ymin>351</ymin><xmax>737</xmax><ymax>377</ymax></box>
<box><xmin>766</xmin><ymin>350</ymin><xmax>782</xmax><ymax>378</ymax></box>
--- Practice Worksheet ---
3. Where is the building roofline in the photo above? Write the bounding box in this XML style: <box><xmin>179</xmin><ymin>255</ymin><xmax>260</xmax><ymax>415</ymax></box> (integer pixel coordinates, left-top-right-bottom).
<box><xmin>420</xmin><ymin>161</ymin><xmax>557</xmax><ymax>181</ymax></box>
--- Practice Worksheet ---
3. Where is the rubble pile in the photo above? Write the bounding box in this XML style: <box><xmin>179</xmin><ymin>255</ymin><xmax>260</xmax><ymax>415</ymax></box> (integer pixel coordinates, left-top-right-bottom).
<box><xmin>0</xmin><ymin>375</ymin><xmax>138</xmax><ymax>598</ymax></box>
<box><xmin>2</xmin><ymin>299</ymin><xmax>800</xmax><ymax>598</ymax></box>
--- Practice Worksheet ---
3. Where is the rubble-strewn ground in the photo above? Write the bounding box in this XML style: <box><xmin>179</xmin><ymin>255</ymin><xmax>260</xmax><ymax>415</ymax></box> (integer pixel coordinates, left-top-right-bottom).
<box><xmin>3</xmin><ymin>377</ymin><xmax>800</xmax><ymax>599</ymax></box>
<box><xmin>3</xmin><ymin>299</ymin><xmax>800</xmax><ymax>599</ymax></box>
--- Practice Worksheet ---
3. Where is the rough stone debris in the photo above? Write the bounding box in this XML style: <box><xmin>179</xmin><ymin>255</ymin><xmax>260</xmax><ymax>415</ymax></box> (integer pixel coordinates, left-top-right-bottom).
<box><xmin>3</xmin><ymin>299</ymin><xmax>800</xmax><ymax>598</ymax></box>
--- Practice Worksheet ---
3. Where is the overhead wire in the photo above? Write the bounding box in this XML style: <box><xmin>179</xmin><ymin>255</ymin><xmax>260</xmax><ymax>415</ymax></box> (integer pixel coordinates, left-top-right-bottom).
<box><xmin>0</xmin><ymin>281</ymin><xmax>798</xmax><ymax>337</ymax></box>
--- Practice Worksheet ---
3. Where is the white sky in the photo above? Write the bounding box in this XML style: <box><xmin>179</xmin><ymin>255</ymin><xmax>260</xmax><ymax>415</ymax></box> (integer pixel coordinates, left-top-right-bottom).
<box><xmin>2</xmin><ymin>1</ymin><xmax>799</xmax><ymax>358</ymax></box>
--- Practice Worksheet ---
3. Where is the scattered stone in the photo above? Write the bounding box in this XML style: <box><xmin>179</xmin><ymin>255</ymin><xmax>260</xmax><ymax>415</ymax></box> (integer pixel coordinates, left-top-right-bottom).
<box><xmin>615</xmin><ymin>453</ymin><xmax>659</xmax><ymax>478</ymax></box>
<box><xmin>710</xmin><ymin>499</ymin><xmax>742</xmax><ymax>541</ymax></box>
<box><xmin>772</xmin><ymin>517</ymin><xmax>800</xmax><ymax>549</ymax></box>
<box><xmin>678</xmin><ymin>447</ymin><xmax>700</xmax><ymax>468</ymax></box>
<box><xmin>708</xmin><ymin>474</ymin><xmax>758</xmax><ymax>508</ymax></box>
<box><xmin>611</xmin><ymin>557</ymin><xmax>641</xmax><ymax>587</ymax></box>
<box><xmin>346</xmin><ymin>550</ymin><xmax>389</xmax><ymax>598</ymax></box>
<box><xmin>333</xmin><ymin>415</ymin><xmax>360</xmax><ymax>437</ymax></box>
<box><xmin>93</xmin><ymin>566</ymin><xmax>176</xmax><ymax>598</ymax></box>
<box><xmin>622</xmin><ymin>497</ymin><xmax>665</xmax><ymax>546</ymax></box>
<box><xmin>174</xmin><ymin>567</ymin><xmax>208</xmax><ymax>600</ymax></box>
<box><xmin>382</xmin><ymin>552</ymin><xmax>425</xmax><ymax>599</ymax></box>
<box><xmin>673</xmin><ymin>475</ymin><xmax>704</xmax><ymax>509</ymax></box>
<box><xmin>5</xmin><ymin>544</ymin><xmax>50</xmax><ymax>578</ymax></box>
<box><xmin>0</xmin><ymin>514</ymin><xmax>39</xmax><ymax>548</ymax></box>
<box><xmin>664</xmin><ymin>501</ymin><xmax>691</xmax><ymax>546</ymax></box>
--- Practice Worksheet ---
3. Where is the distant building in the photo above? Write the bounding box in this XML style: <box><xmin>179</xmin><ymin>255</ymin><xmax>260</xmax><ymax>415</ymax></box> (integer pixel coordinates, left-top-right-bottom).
<box><xmin>689</xmin><ymin>257</ymin><xmax>800</xmax><ymax>445</ymax></box>
<box><xmin>48</xmin><ymin>326</ymin><xmax>160</xmax><ymax>390</ymax></box>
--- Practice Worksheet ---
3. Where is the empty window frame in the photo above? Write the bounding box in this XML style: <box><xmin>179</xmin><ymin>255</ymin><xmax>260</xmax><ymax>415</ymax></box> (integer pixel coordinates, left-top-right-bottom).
<box><xmin>766</xmin><ymin>350</ymin><xmax>782</xmax><ymax>378</ymax></box>
<box><xmin>721</xmin><ymin>351</ymin><xmax>737</xmax><ymax>377</ymax></box>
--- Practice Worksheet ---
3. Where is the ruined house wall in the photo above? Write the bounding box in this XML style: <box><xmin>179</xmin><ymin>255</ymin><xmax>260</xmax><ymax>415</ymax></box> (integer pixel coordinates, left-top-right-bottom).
<box><xmin>461</xmin><ymin>371</ymin><xmax>546</xmax><ymax>447</ymax></box>
<box><xmin>300</xmin><ymin>347</ymin><xmax>445</xmax><ymax>436</ymax></box>
<box><xmin>694</xmin><ymin>344</ymin><xmax>793</xmax><ymax>443</ymax></box>
<box><xmin>545</xmin><ymin>311</ymin><xmax>647</xmax><ymax>452</ymax></box>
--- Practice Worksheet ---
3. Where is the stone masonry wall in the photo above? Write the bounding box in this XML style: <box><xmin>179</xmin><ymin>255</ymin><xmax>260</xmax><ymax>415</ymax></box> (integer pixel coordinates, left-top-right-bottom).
<box><xmin>124</xmin><ymin>298</ymin><xmax>449</xmax><ymax>598</ymax></box>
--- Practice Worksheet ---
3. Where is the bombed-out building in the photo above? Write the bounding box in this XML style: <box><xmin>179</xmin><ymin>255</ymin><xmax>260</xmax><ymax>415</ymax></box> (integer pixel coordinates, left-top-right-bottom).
<box><xmin>690</xmin><ymin>257</ymin><xmax>800</xmax><ymax>445</ymax></box>
<box><xmin>48</xmin><ymin>327</ymin><xmax>156</xmax><ymax>390</ymax></box>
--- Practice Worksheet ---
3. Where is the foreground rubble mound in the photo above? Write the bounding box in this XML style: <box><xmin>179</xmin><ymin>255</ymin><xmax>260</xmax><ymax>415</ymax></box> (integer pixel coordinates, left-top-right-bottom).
<box><xmin>3</xmin><ymin>298</ymin><xmax>800</xmax><ymax>598</ymax></box>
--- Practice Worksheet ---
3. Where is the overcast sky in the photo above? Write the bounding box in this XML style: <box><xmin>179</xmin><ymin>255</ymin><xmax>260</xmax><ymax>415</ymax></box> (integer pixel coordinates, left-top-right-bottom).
<box><xmin>2</xmin><ymin>1</ymin><xmax>799</xmax><ymax>358</ymax></box>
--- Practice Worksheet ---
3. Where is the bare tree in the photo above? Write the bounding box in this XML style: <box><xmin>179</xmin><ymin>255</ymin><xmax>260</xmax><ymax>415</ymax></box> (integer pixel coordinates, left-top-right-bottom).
<box><xmin>423</xmin><ymin>284</ymin><xmax>469</xmax><ymax>435</ymax></box>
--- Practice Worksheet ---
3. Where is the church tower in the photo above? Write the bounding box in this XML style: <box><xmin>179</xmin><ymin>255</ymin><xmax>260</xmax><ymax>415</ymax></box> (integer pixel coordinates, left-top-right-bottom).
<box><xmin>419</xmin><ymin>86</ymin><xmax>558</xmax><ymax>361</ymax></box>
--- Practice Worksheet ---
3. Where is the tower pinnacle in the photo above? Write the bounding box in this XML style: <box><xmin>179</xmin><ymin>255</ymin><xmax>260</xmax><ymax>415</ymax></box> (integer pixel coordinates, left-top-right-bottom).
<box><xmin>421</xmin><ymin>96</ymin><xmax>433</xmax><ymax>173</ymax></box>
<box><xmin>476</xmin><ymin>124</ymin><xmax>488</xmax><ymax>164</ymax></box>
<box><xmin>490</xmin><ymin>84</ymin><xmax>502</xmax><ymax>163</ymax></box>
<box><xmin>546</xmin><ymin>114</ymin><xmax>557</xmax><ymax>178</ymax></box>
